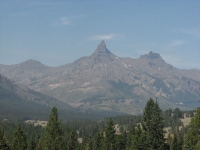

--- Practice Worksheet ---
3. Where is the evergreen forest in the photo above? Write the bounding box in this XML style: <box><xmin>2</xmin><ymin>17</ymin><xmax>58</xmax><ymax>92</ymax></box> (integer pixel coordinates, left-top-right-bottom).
<box><xmin>0</xmin><ymin>98</ymin><xmax>199</xmax><ymax>150</ymax></box>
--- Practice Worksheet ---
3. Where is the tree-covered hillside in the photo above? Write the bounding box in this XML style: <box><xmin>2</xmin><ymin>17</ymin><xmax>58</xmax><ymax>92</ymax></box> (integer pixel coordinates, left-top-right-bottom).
<box><xmin>1</xmin><ymin>98</ymin><xmax>198</xmax><ymax>150</ymax></box>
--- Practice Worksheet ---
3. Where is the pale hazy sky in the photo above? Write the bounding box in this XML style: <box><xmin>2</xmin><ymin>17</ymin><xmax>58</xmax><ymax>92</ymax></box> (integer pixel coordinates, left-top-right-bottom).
<box><xmin>0</xmin><ymin>1</ymin><xmax>200</xmax><ymax>69</ymax></box>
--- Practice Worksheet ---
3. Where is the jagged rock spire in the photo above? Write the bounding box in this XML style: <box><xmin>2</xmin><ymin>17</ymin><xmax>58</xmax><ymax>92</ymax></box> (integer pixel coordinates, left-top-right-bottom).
<box><xmin>93</xmin><ymin>40</ymin><xmax>111</xmax><ymax>55</ymax></box>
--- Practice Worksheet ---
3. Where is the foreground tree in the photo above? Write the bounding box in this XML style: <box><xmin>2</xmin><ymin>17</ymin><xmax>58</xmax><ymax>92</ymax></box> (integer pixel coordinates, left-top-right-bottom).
<box><xmin>103</xmin><ymin>118</ymin><xmax>115</xmax><ymax>150</ymax></box>
<box><xmin>141</xmin><ymin>98</ymin><xmax>168</xmax><ymax>150</ymax></box>
<box><xmin>115</xmin><ymin>134</ymin><xmax>126</xmax><ymax>150</ymax></box>
<box><xmin>12</xmin><ymin>124</ymin><xmax>27</xmax><ymax>150</ymax></box>
<box><xmin>171</xmin><ymin>132</ymin><xmax>178</xmax><ymax>150</ymax></box>
<box><xmin>183</xmin><ymin>107</ymin><xmax>200</xmax><ymax>150</ymax></box>
<box><xmin>0</xmin><ymin>126</ymin><xmax>10</xmax><ymax>150</ymax></box>
<box><xmin>130</xmin><ymin>124</ymin><xmax>146</xmax><ymax>150</ymax></box>
<box><xmin>27</xmin><ymin>136</ymin><xmax>36</xmax><ymax>150</ymax></box>
<box><xmin>93</xmin><ymin>132</ymin><xmax>102</xmax><ymax>150</ymax></box>
<box><xmin>42</xmin><ymin>107</ymin><xmax>65</xmax><ymax>150</ymax></box>
<box><xmin>67</xmin><ymin>130</ymin><xmax>78</xmax><ymax>150</ymax></box>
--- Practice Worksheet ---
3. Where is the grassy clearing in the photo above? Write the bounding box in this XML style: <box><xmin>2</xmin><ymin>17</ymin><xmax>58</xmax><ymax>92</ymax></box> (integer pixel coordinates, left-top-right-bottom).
<box><xmin>25</xmin><ymin>120</ymin><xmax>48</xmax><ymax>127</ymax></box>
<box><xmin>181</xmin><ymin>117</ymin><xmax>191</xmax><ymax>127</ymax></box>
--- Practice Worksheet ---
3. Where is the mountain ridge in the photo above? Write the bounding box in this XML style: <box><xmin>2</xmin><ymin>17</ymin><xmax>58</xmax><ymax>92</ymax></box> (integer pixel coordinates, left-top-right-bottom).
<box><xmin>0</xmin><ymin>41</ymin><xmax>200</xmax><ymax>114</ymax></box>
<box><xmin>0</xmin><ymin>73</ymin><xmax>72</xmax><ymax>119</ymax></box>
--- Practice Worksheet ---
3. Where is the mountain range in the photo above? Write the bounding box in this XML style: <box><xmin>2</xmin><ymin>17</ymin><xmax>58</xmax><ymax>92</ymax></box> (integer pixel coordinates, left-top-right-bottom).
<box><xmin>0</xmin><ymin>73</ymin><xmax>118</xmax><ymax>120</ymax></box>
<box><xmin>1</xmin><ymin>40</ymin><xmax>200</xmax><ymax>114</ymax></box>
<box><xmin>0</xmin><ymin>73</ymin><xmax>69</xmax><ymax>120</ymax></box>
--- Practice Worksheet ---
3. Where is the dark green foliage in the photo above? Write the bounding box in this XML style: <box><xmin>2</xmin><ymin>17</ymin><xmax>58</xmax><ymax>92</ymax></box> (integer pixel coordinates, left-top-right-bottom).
<box><xmin>189</xmin><ymin>111</ymin><xmax>195</xmax><ymax>117</ymax></box>
<box><xmin>170</xmin><ymin>129</ymin><xmax>184</xmax><ymax>150</ymax></box>
<box><xmin>67</xmin><ymin>130</ymin><xmax>78</xmax><ymax>150</ymax></box>
<box><xmin>183</xmin><ymin>107</ymin><xmax>200</xmax><ymax>150</ymax></box>
<box><xmin>0</xmin><ymin>127</ymin><xmax>10</xmax><ymax>150</ymax></box>
<box><xmin>85</xmin><ymin>136</ymin><xmax>93</xmax><ymax>150</ymax></box>
<box><xmin>103</xmin><ymin>118</ymin><xmax>116</xmax><ymax>150</ymax></box>
<box><xmin>1</xmin><ymin>100</ymin><xmax>200</xmax><ymax>150</ymax></box>
<box><xmin>12</xmin><ymin>124</ymin><xmax>27</xmax><ymax>150</ymax></box>
<box><xmin>35</xmin><ymin>138</ymin><xmax>43</xmax><ymax>150</ymax></box>
<box><xmin>115</xmin><ymin>134</ymin><xmax>126</xmax><ymax>150</ymax></box>
<box><xmin>108</xmin><ymin>115</ymin><xmax>142</xmax><ymax>127</ymax></box>
<box><xmin>42</xmin><ymin>107</ymin><xmax>65</xmax><ymax>150</ymax></box>
<box><xmin>0</xmin><ymin>121</ymin><xmax>43</xmax><ymax>150</ymax></box>
<box><xmin>162</xmin><ymin>108</ymin><xmax>183</xmax><ymax>135</ymax></box>
<box><xmin>113</xmin><ymin>131</ymin><xmax>127</xmax><ymax>150</ymax></box>
<box><xmin>142</xmin><ymin>98</ymin><xmax>168</xmax><ymax>150</ymax></box>
<box><xmin>171</xmin><ymin>132</ymin><xmax>178</xmax><ymax>150</ymax></box>
<box><xmin>122</xmin><ymin>131</ymin><xmax>127</xmax><ymax>149</ymax></box>
<box><xmin>27</xmin><ymin>137</ymin><xmax>36</xmax><ymax>150</ymax></box>
<box><xmin>93</xmin><ymin>132</ymin><xmax>103</xmax><ymax>150</ymax></box>
<box><xmin>130</xmin><ymin>124</ymin><xmax>146</xmax><ymax>150</ymax></box>
<box><xmin>0</xmin><ymin>96</ymin><xmax>52</xmax><ymax>121</ymax></box>
<box><xmin>167</xmin><ymin>129</ymin><xmax>184</xmax><ymax>150</ymax></box>
<box><xmin>163</xmin><ymin>109</ymin><xmax>173</xmax><ymax>127</ymax></box>
<box><xmin>176</xmin><ymin>129</ymin><xmax>184</xmax><ymax>150</ymax></box>
<box><xmin>173</xmin><ymin>108</ymin><xmax>183</xmax><ymax>118</ymax></box>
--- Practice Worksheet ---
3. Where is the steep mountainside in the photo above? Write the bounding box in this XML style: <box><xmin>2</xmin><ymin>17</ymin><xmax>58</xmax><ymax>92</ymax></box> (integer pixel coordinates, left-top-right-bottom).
<box><xmin>0</xmin><ymin>74</ymin><xmax>71</xmax><ymax>119</ymax></box>
<box><xmin>1</xmin><ymin>41</ymin><xmax>200</xmax><ymax>114</ymax></box>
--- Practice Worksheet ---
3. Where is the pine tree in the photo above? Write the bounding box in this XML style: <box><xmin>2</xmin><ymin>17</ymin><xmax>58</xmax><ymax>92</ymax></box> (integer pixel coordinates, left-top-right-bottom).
<box><xmin>43</xmin><ymin>107</ymin><xmax>65</xmax><ymax>150</ymax></box>
<box><xmin>103</xmin><ymin>118</ymin><xmax>115</xmax><ymax>150</ymax></box>
<box><xmin>126</xmin><ymin>125</ymin><xmax>135</xmax><ymax>149</ymax></box>
<box><xmin>85</xmin><ymin>136</ymin><xmax>93</xmax><ymax>150</ymax></box>
<box><xmin>27</xmin><ymin>136</ymin><xmax>36</xmax><ymax>150</ymax></box>
<box><xmin>93</xmin><ymin>132</ymin><xmax>103</xmax><ymax>150</ymax></box>
<box><xmin>183</xmin><ymin>107</ymin><xmax>200</xmax><ymax>150</ymax></box>
<box><xmin>115</xmin><ymin>134</ymin><xmax>126</xmax><ymax>150</ymax></box>
<box><xmin>171</xmin><ymin>132</ymin><xmax>178</xmax><ymax>150</ymax></box>
<box><xmin>36</xmin><ymin>138</ymin><xmax>43</xmax><ymax>150</ymax></box>
<box><xmin>196</xmin><ymin>141</ymin><xmax>200</xmax><ymax>149</ymax></box>
<box><xmin>176</xmin><ymin>128</ymin><xmax>184</xmax><ymax>150</ymax></box>
<box><xmin>141</xmin><ymin>98</ymin><xmax>168</xmax><ymax>150</ymax></box>
<box><xmin>68</xmin><ymin>130</ymin><xmax>78</xmax><ymax>150</ymax></box>
<box><xmin>130</xmin><ymin>124</ymin><xmax>146</xmax><ymax>150</ymax></box>
<box><xmin>12</xmin><ymin>124</ymin><xmax>27</xmax><ymax>150</ymax></box>
<box><xmin>0</xmin><ymin>126</ymin><xmax>10</xmax><ymax>150</ymax></box>
<box><xmin>122</xmin><ymin>130</ymin><xmax>127</xmax><ymax>149</ymax></box>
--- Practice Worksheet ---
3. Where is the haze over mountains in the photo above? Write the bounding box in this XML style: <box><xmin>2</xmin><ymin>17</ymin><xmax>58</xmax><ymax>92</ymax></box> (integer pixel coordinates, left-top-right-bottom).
<box><xmin>1</xmin><ymin>41</ymin><xmax>200</xmax><ymax>114</ymax></box>
<box><xmin>0</xmin><ymin>73</ymin><xmax>70</xmax><ymax>119</ymax></box>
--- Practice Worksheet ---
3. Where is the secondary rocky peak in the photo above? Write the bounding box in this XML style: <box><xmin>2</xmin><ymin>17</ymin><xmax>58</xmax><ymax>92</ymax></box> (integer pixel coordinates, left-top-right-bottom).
<box><xmin>140</xmin><ymin>51</ymin><xmax>161</xmax><ymax>59</ymax></box>
<box><xmin>16</xmin><ymin>59</ymin><xmax>50</xmax><ymax>71</ymax></box>
<box><xmin>93</xmin><ymin>40</ymin><xmax>111</xmax><ymax>55</ymax></box>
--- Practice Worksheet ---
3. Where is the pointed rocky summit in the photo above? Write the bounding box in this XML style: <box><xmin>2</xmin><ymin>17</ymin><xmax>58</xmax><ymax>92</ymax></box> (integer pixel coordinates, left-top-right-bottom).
<box><xmin>93</xmin><ymin>40</ymin><xmax>111</xmax><ymax>55</ymax></box>
<box><xmin>91</xmin><ymin>40</ymin><xmax>114</xmax><ymax>63</ymax></box>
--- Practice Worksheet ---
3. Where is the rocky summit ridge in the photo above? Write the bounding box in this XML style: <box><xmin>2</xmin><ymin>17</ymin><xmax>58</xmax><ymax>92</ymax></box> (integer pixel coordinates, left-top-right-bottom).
<box><xmin>0</xmin><ymin>41</ymin><xmax>200</xmax><ymax>114</ymax></box>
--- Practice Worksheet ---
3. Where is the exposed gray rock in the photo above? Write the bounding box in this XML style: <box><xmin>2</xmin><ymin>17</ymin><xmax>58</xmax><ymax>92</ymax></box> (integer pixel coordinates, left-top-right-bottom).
<box><xmin>0</xmin><ymin>41</ymin><xmax>200</xmax><ymax>114</ymax></box>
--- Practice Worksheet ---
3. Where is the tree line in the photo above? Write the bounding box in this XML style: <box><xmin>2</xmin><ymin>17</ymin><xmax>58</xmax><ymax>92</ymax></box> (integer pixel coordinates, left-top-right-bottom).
<box><xmin>0</xmin><ymin>98</ymin><xmax>199</xmax><ymax>149</ymax></box>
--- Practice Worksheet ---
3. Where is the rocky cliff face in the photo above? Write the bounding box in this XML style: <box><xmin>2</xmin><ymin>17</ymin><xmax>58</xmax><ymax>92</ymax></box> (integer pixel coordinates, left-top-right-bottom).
<box><xmin>0</xmin><ymin>41</ymin><xmax>200</xmax><ymax>114</ymax></box>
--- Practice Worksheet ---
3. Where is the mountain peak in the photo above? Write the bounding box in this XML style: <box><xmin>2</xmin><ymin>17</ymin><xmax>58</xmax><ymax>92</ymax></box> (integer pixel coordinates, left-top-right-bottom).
<box><xmin>21</xmin><ymin>59</ymin><xmax>42</xmax><ymax>64</ymax></box>
<box><xmin>18</xmin><ymin>59</ymin><xmax>49</xmax><ymax>69</ymax></box>
<box><xmin>140</xmin><ymin>51</ymin><xmax>161</xmax><ymax>59</ymax></box>
<box><xmin>93</xmin><ymin>40</ymin><xmax>111</xmax><ymax>55</ymax></box>
<box><xmin>100</xmin><ymin>40</ymin><xmax>106</xmax><ymax>46</ymax></box>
